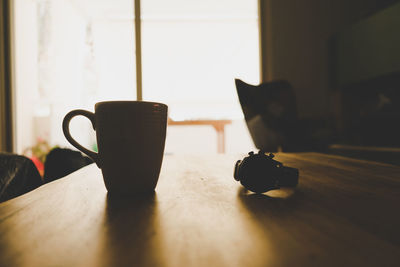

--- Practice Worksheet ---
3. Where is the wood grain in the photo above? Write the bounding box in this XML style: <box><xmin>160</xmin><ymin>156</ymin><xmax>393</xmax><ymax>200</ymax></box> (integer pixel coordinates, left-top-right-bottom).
<box><xmin>0</xmin><ymin>153</ymin><xmax>399</xmax><ymax>266</ymax></box>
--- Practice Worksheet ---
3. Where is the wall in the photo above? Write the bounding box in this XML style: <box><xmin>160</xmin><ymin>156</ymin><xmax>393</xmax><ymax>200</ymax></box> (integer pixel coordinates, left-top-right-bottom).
<box><xmin>334</xmin><ymin>3</ymin><xmax>400</xmax><ymax>86</ymax></box>
<box><xmin>260</xmin><ymin>0</ymin><xmax>400</xmax><ymax>119</ymax></box>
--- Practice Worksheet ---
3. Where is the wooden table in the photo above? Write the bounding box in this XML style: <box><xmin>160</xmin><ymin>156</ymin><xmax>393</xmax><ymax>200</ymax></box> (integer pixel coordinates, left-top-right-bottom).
<box><xmin>168</xmin><ymin>118</ymin><xmax>232</xmax><ymax>153</ymax></box>
<box><xmin>0</xmin><ymin>153</ymin><xmax>399</xmax><ymax>266</ymax></box>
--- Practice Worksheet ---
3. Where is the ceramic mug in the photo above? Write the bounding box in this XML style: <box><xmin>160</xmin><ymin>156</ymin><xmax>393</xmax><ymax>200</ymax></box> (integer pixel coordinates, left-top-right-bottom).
<box><xmin>62</xmin><ymin>101</ymin><xmax>168</xmax><ymax>195</ymax></box>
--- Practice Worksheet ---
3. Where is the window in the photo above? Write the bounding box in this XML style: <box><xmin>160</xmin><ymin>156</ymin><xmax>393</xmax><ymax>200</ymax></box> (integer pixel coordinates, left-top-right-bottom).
<box><xmin>12</xmin><ymin>0</ymin><xmax>257</xmax><ymax>155</ymax></box>
<box><xmin>13</xmin><ymin>0</ymin><xmax>135</xmax><ymax>152</ymax></box>
<box><xmin>142</xmin><ymin>0</ymin><xmax>259</xmax><ymax>120</ymax></box>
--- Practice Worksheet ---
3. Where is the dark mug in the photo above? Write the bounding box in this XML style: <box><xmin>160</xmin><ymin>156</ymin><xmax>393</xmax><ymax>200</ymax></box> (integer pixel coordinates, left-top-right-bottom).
<box><xmin>62</xmin><ymin>101</ymin><xmax>168</xmax><ymax>195</ymax></box>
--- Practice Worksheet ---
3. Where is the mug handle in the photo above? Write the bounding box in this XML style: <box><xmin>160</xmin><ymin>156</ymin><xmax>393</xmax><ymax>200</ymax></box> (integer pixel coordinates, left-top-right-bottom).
<box><xmin>62</xmin><ymin>109</ymin><xmax>100</xmax><ymax>167</ymax></box>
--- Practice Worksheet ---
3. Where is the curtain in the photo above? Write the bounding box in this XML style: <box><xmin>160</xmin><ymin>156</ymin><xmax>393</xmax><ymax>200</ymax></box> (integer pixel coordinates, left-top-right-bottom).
<box><xmin>0</xmin><ymin>0</ymin><xmax>13</xmax><ymax>152</ymax></box>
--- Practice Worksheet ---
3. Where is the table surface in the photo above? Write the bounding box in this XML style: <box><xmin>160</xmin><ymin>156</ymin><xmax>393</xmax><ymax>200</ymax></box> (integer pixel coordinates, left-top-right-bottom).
<box><xmin>0</xmin><ymin>153</ymin><xmax>399</xmax><ymax>267</ymax></box>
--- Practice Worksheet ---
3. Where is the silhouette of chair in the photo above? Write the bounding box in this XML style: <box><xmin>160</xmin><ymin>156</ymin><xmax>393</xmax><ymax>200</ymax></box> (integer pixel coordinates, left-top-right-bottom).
<box><xmin>0</xmin><ymin>148</ymin><xmax>93</xmax><ymax>202</ymax></box>
<box><xmin>235</xmin><ymin>79</ymin><xmax>308</xmax><ymax>152</ymax></box>
<box><xmin>0</xmin><ymin>153</ymin><xmax>43</xmax><ymax>202</ymax></box>
<box><xmin>43</xmin><ymin>148</ymin><xmax>93</xmax><ymax>183</ymax></box>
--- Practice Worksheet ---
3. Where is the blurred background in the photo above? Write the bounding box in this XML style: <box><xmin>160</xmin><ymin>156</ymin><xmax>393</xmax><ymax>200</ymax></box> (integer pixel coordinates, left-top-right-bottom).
<box><xmin>9</xmin><ymin>0</ymin><xmax>259</xmax><ymax>156</ymax></box>
<box><xmin>1</xmin><ymin>0</ymin><xmax>400</xmax><ymax>164</ymax></box>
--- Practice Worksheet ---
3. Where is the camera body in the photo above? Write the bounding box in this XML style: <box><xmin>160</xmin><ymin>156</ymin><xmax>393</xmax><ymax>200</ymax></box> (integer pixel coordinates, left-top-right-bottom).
<box><xmin>234</xmin><ymin>151</ymin><xmax>299</xmax><ymax>193</ymax></box>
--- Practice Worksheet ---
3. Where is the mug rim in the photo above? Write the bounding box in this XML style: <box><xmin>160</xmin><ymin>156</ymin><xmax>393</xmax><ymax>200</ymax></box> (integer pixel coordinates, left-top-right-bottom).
<box><xmin>95</xmin><ymin>100</ymin><xmax>167</xmax><ymax>109</ymax></box>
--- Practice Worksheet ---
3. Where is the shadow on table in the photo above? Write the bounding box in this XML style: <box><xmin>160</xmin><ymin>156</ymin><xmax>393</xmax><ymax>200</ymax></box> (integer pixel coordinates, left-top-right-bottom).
<box><xmin>237</xmin><ymin>187</ymin><xmax>304</xmax><ymax>219</ymax></box>
<box><xmin>236</xmin><ymin>188</ymin><xmax>321</xmax><ymax>265</ymax></box>
<box><xmin>238</xmin><ymin>186</ymin><xmax>298</xmax><ymax>200</ymax></box>
<box><xmin>101</xmin><ymin>192</ymin><xmax>164</xmax><ymax>266</ymax></box>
